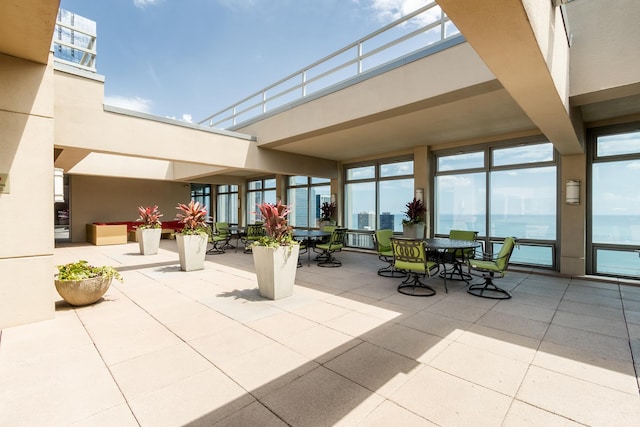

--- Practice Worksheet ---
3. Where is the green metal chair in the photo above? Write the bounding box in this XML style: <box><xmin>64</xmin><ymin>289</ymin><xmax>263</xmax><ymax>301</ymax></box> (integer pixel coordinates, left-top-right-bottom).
<box><xmin>391</xmin><ymin>238</ymin><xmax>439</xmax><ymax>297</ymax></box>
<box><xmin>206</xmin><ymin>225</ymin><xmax>228</xmax><ymax>255</ymax></box>
<box><xmin>314</xmin><ymin>228</ymin><xmax>347</xmax><ymax>267</ymax></box>
<box><xmin>215</xmin><ymin>221</ymin><xmax>234</xmax><ymax>250</ymax></box>
<box><xmin>373</xmin><ymin>229</ymin><xmax>406</xmax><ymax>278</ymax></box>
<box><xmin>441</xmin><ymin>229</ymin><xmax>479</xmax><ymax>282</ymax></box>
<box><xmin>467</xmin><ymin>236</ymin><xmax>517</xmax><ymax>299</ymax></box>
<box><xmin>242</xmin><ymin>223</ymin><xmax>266</xmax><ymax>253</ymax></box>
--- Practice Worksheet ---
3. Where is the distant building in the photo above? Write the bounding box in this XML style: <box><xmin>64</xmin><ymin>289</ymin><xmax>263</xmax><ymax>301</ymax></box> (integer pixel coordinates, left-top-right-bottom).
<box><xmin>380</xmin><ymin>212</ymin><xmax>394</xmax><ymax>230</ymax></box>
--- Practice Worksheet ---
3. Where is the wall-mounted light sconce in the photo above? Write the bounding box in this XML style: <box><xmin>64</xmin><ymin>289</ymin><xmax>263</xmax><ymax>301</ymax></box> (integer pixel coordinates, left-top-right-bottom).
<box><xmin>566</xmin><ymin>179</ymin><xmax>580</xmax><ymax>205</ymax></box>
<box><xmin>415</xmin><ymin>188</ymin><xmax>424</xmax><ymax>202</ymax></box>
<box><xmin>54</xmin><ymin>168</ymin><xmax>64</xmax><ymax>203</ymax></box>
<box><xmin>330</xmin><ymin>193</ymin><xmax>336</xmax><ymax>204</ymax></box>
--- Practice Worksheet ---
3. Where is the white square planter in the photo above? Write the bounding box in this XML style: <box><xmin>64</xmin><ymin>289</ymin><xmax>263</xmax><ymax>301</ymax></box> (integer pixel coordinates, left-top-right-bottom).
<box><xmin>137</xmin><ymin>227</ymin><xmax>162</xmax><ymax>255</ymax></box>
<box><xmin>176</xmin><ymin>233</ymin><xmax>208</xmax><ymax>271</ymax></box>
<box><xmin>252</xmin><ymin>244</ymin><xmax>300</xmax><ymax>300</ymax></box>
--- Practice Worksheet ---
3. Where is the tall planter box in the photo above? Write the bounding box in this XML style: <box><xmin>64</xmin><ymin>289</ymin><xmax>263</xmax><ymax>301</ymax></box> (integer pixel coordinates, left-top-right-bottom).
<box><xmin>252</xmin><ymin>244</ymin><xmax>300</xmax><ymax>300</ymax></box>
<box><xmin>137</xmin><ymin>228</ymin><xmax>162</xmax><ymax>255</ymax></box>
<box><xmin>176</xmin><ymin>233</ymin><xmax>208</xmax><ymax>271</ymax></box>
<box><xmin>402</xmin><ymin>223</ymin><xmax>425</xmax><ymax>239</ymax></box>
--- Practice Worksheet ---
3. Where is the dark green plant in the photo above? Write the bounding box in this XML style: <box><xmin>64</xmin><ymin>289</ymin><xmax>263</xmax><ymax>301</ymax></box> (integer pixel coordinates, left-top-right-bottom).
<box><xmin>175</xmin><ymin>200</ymin><xmax>209</xmax><ymax>235</ymax></box>
<box><xmin>137</xmin><ymin>205</ymin><xmax>163</xmax><ymax>229</ymax></box>
<box><xmin>402</xmin><ymin>197</ymin><xmax>426</xmax><ymax>225</ymax></box>
<box><xmin>56</xmin><ymin>260</ymin><xmax>123</xmax><ymax>282</ymax></box>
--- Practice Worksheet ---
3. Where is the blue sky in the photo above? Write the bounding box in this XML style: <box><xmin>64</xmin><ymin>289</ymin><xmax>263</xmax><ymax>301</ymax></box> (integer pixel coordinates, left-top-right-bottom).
<box><xmin>59</xmin><ymin>0</ymin><xmax>430</xmax><ymax>123</ymax></box>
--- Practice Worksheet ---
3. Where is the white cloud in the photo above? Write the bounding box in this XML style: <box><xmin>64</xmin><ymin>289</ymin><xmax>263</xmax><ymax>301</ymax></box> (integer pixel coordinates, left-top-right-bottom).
<box><xmin>134</xmin><ymin>0</ymin><xmax>161</xmax><ymax>9</ymax></box>
<box><xmin>369</xmin><ymin>0</ymin><xmax>440</xmax><ymax>26</ymax></box>
<box><xmin>165</xmin><ymin>114</ymin><xmax>194</xmax><ymax>123</ymax></box>
<box><xmin>104</xmin><ymin>95</ymin><xmax>153</xmax><ymax>113</ymax></box>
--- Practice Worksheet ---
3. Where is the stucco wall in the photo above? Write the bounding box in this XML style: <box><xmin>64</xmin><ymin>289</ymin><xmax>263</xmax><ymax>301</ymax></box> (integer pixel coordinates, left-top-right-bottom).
<box><xmin>0</xmin><ymin>52</ymin><xmax>55</xmax><ymax>328</ymax></box>
<box><xmin>69</xmin><ymin>175</ymin><xmax>191</xmax><ymax>243</ymax></box>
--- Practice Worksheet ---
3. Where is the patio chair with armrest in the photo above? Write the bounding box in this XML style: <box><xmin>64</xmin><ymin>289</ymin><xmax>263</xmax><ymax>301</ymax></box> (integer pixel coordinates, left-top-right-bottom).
<box><xmin>242</xmin><ymin>223</ymin><xmax>266</xmax><ymax>253</ymax></box>
<box><xmin>314</xmin><ymin>228</ymin><xmax>347</xmax><ymax>267</ymax></box>
<box><xmin>215</xmin><ymin>221</ymin><xmax>234</xmax><ymax>250</ymax></box>
<box><xmin>391</xmin><ymin>238</ymin><xmax>439</xmax><ymax>297</ymax></box>
<box><xmin>467</xmin><ymin>236</ymin><xmax>517</xmax><ymax>299</ymax></box>
<box><xmin>441</xmin><ymin>229</ymin><xmax>478</xmax><ymax>281</ymax></box>
<box><xmin>206</xmin><ymin>225</ymin><xmax>228</xmax><ymax>255</ymax></box>
<box><xmin>374</xmin><ymin>229</ymin><xmax>407</xmax><ymax>278</ymax></box>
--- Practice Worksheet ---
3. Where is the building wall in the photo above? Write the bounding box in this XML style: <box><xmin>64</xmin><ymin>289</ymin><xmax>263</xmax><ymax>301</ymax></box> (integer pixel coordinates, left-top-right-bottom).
<box><xmin>69</xmin><ymin>175</ymin><xmax>191</xmax><ymax>243</ymax></box>
<box><xmin>0</xmin><ymin>52</ymin><xmax>55</xmax><ymax>328</ymax></box>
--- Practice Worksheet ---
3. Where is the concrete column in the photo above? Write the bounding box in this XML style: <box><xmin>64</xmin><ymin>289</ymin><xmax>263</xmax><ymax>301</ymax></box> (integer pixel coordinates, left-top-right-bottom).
<box><xmin>559</xmin><ymin>153</ymin><xmax>586</xmax><ymax>275</ymax></box>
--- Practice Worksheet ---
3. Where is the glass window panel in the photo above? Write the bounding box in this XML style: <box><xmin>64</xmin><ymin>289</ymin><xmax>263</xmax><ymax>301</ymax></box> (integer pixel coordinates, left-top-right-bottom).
<box><xmin>264</xmin><ymin>190</ymin><xmax>276</xmax><ymax>204</ymax></box>
<box><xmin>247</xmin><ymin>191</ymin><xmax>261</xmax><ymax>223</ymax></box>
<box><xmin>217</xmin><ymin>194</ymin><xmax>228</xmax><ymax>222</ymax></box>
<box><xmin>437</xmin><ymin>151</ymin><xmax>484</xmax><ymax>172</ymax></box>
<box><xmin>229</xmin><ymin>185</ymin><xmax>238</xmax><ymax>192</ymax></box>
<box><xmin>218</xmin><ymin>185</ymin><xmax>229</xmax><ymax>193</ymax></box>
<box><xmin>228</xmin><ymin>194</ymin><xmax>238</xmax><ymax>224</ymax></box>
<box><xmin>345</xmin><ymin>182</ymin><xmax>376</xmax><ymax>230</ymax></box>
<box><xmin>494</xmin><ymin>242</ymin><xmax>553</xmax><ymax>267</ymax></box>
<box><xmin>379</xmin><ymin>178</ymin><xmax>413</xmax><ymax>232</ymax></box>
<box><xmin>311</xmin><ymin>185</ymin><xmax>331</xmax><ymax>227</ymax></box>
<box><xmin>311</xmin><ymin>177</ymin><xmax>330</xmax><ymax>184</ymax></box>
<box><xmin>595</xmin><ymin>249</ymin><xmax>640</xmax><ymax>277</ymax></box>
<box><xmin>597</xmin><ymin>131</ymin><xmax>640</xmax><ymax>157</ymax></box>
<box><xmin>490</xmin><ymin>167</ymin><xmax>556</xmax><ymax>239</ymax></box>
<box><xmin>380</xmin><ymin>160</ymin><xmax>413</xmax><ymax>177</ymax></box>
<box><xmin>248</xmin><ymin>180</ymin><xmax>261</xmax><ymax>190</ymax></box>
<box><xmin>287</xmin><ymin>187</ymin><xmax>309</xmax><ymax>228</ymax></box>
<box><xmin>264</xmin><ymin>178</ymin><xmax>276</xmax><ymax>189</ymax></box>
<box><xmin>493</xmin><ymin>143</ymin><xmax>553</xmax><ymax>167</ymax></box>
<box><xmin>346</xmin><ymin>165</ymin><xmax>375</xmax><ymax>180</ymax></box>
<box><xmin>435</xmin><ymin>173</ymin><xmax>486</xmax><ymax>235</ymax></box>
<box><xmin>289</xmin><ymin>176</ymin><xmax>308</xmax><ymax>186</ymax></box>
<box><xmin>592</xmin><ymin>160</ymin><xmax>640</xmax><ymax>245</ymax></box>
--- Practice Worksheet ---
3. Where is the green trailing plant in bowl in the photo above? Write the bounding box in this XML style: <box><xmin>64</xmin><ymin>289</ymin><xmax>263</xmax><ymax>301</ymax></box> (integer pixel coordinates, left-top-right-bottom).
<box><xmin>402</xmin><ymin>197</ymin><xmax>426</xmax><ymax>225</ymax></box>
<box><xmin>137</xmin><ymin>205</ymin><xmax>163</xmax><ymax>229</ymax></box>
<box><xmin>56</xmin><ymin>260</ymin><xmax>123</xmax><ymax>282</ymax></box>
<box><xmin>175</xmin><ymin>200</ymin><xmax>209</xmax><ymax>235</ymax></box>
<box><xmin>253</xmin><ymin>200</ymin><xmax>298</xmax><ymax>248</ymax></box>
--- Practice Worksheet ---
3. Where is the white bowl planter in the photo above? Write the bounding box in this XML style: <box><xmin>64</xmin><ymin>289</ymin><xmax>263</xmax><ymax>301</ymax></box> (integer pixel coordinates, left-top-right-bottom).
<box><xmin>176</xmin><ymin>233</ymin><xmax>208</xmax><ymax>271</ymax></box>
<box><xmin>137</xmin><ymin>227</ymin><xmax>162</xmax><ymax>255</ymax></box>
<box><xmin>252</xmin><ymin>244</ymin><xmax>300</xmax><ymax>299</ymax></box>
<box><xmin>55</xmin><ymin>276</ymin><xmax>112</xmax><ymax>306</ymax></box>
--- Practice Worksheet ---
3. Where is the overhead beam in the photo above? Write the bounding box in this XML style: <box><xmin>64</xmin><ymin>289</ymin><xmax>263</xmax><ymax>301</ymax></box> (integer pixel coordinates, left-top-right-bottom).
<box><xmin>438</xmin><ymin>0</ymin><xmax>584</xmax><ymax>154</ymax></box>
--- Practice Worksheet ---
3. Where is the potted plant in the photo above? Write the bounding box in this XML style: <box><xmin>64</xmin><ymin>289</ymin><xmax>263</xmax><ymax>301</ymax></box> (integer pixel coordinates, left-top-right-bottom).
<box><xmin>318</xmin><ymin>201</ymin><xmax>336</xmax><ymax>229</ymax></box>
<box><xmin>136</xmin><ymin>205</ymin><xmax>163</xmax><ymax>255</ymax></box>
<box><xmin>175</xmin><ymin>200</ymin><xmax>209</xmax><ymax>271</ymax></box>
<box><xmin>251</xmin><ymin>200</ymin><xmax>300</xmax><ymax>299</ymax></box>
<box><xmin>402</xmin><ymin>197</ymin><xmax>427</xmax><ymax>239</ymax></box>
<box><xmin>54</xmin><ymin>260</ymin><xmax>123</xmax><ymax>306</ymax></box>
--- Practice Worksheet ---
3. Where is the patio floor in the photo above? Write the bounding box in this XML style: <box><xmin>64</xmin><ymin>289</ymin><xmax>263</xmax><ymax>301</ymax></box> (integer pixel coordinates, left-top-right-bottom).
<box><xmin>2</xmin><ymin>240</ymin><xmax>640</xmax><ymax>426</ymax></box>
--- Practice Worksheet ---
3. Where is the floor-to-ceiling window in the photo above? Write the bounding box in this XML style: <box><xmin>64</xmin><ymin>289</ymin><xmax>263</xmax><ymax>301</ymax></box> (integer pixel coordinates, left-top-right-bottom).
<box><xmin>216</xmin><ymin>185</ymin><xmax>238</xmax><ymax>225</ymax></box>
<box><xmin>190</xmin><ymin>184</ymin><xmax>211</xmax><ymax>218</ymax></box>
<box><xmin>344</xmin><ymin>157</ymin><xmax>413</xmax><ymax>248</ymax></box>
<box><xmin>434</xmin><ymin>140</ymin><xmax>557</xmax><ymax>267</ymax></box>
<box><xmin>246</xmin><ymin>177</ymin><xmax>276</xmax><ymax>223</ymax></box>
<box><xmin>589</xmin><ymin>124</ymin><xmax>640</xmax><ymax>278</ymax></box>
<box><xmin>286</xmin><ymin>176</ymin><xmax>331</xmax><ymax>228</ymax></box>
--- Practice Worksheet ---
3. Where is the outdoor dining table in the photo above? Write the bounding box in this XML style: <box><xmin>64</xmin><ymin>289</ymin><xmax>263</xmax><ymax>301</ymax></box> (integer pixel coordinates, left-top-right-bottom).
<box><xmin>293</xmin><ymin>229</ymin><xmax>331</xmax><ymax>266</ymax></box>
<box><xmin>423</xmin><ymin>238</ymin><xmax>482</xmax><ymax>292</ymax></box>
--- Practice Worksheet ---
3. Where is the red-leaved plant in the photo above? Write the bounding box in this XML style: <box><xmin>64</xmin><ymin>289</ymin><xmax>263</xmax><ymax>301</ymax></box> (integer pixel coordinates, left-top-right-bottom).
<box><xmin>137</xmin><ymin>205</ymin><xmax>163</xmax><ymax>229</ymax></box>
<box><xmin>175</xmin><ymin>200</ymin><xmax>209</xmax><ymax>235</ymax></box>
<box><xmin>402</xmin><ymin>198</ymin><xmax>426</xmax><ymax>225</ymax></box>
<box><xmin>320</xmin><ymin>201</ymin><xmax>336</xmax><ymax>221</ymax></box>
<box><xmin>255</xmin><ymin>200</ymin><xmax>296</xmax><ymax>247</ymax></box>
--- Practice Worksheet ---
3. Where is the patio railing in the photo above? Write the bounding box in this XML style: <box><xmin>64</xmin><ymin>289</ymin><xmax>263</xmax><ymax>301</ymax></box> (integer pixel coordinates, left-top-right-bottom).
<box><xmin>199</xmin><ymin>1</ymin><xmax>460</xmax><ymax>129</ymax></box>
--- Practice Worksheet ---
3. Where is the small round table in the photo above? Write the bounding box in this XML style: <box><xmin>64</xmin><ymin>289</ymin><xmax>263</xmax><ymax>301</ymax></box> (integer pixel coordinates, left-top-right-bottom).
<box><xmin>293</xmin><ymin>230</ymin><xmax>331</xmax><ymax>266</ymax></box>
<box><xmin>423</xmin><ymin>238</ymin><xmax>482</xmax><ymax>292</ymax></box>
